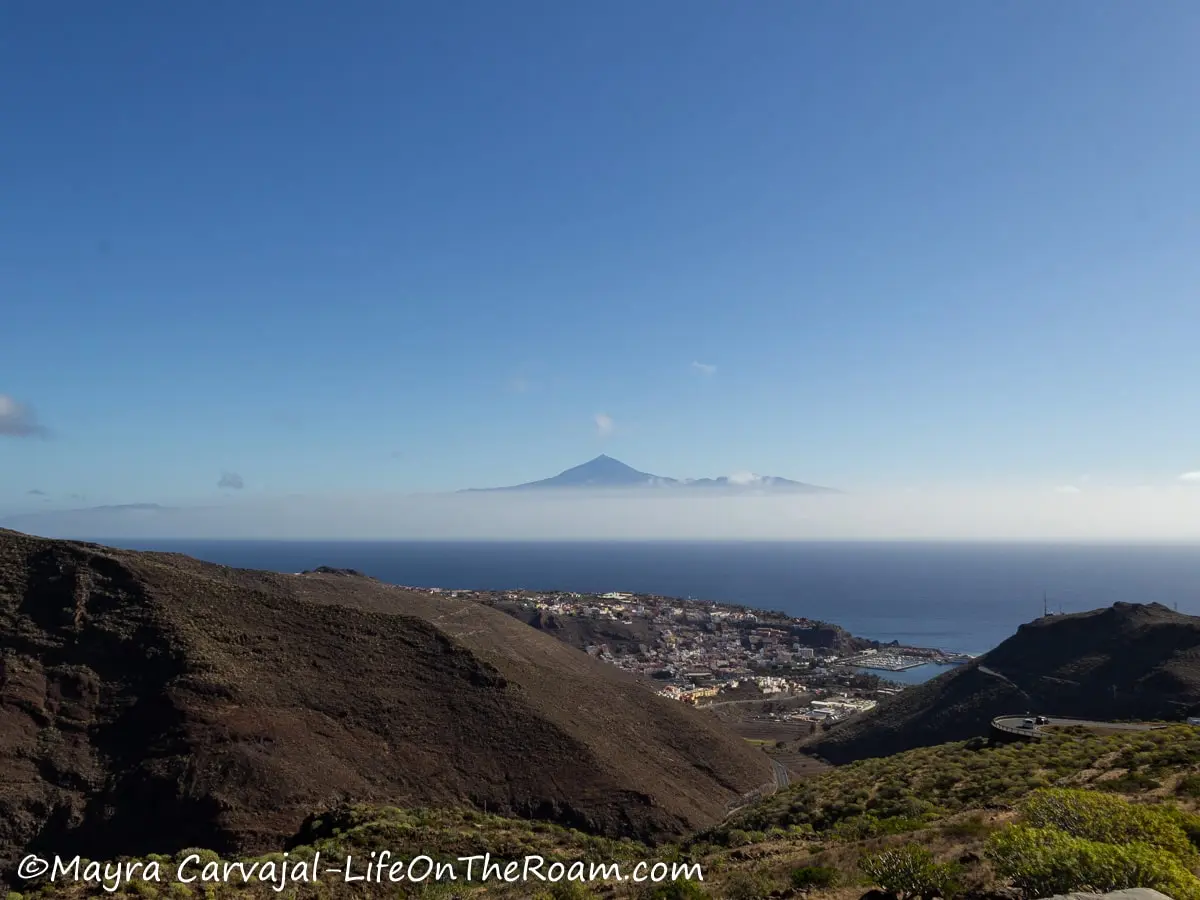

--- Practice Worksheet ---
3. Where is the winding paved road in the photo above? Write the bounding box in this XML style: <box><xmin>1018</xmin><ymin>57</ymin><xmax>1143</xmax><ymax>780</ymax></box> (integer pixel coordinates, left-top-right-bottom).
<box><xmin>978</xmin><ymin>664</ymin><xmax>1031</xmax><ymax>699</ymax></box>
<box><xmin>770</xmin><ymin>758</ymin><xmax>791</xmax><ymax>789</ymax></box>
<box><xmin>992</xmin><ymin>715</ymin><xmax>1163</xmax><ymax>738</ymax></box>
<box><xmin>978</xmin><ymin>665</ymin><xmax>1164</xmax><ymax>738</ymax></box>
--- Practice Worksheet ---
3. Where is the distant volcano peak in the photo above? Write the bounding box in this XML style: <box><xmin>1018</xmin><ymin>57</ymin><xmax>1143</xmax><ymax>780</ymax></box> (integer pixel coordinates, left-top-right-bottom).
<box><xmin>462</xmin><ymin>456</ymin><xmax>837</xmax><ymax>494</ymax></box>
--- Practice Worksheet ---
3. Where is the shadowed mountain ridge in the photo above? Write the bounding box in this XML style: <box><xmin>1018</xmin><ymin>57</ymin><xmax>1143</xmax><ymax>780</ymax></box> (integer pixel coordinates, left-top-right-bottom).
<box><xmin>805</xmin><ymin>601</ymin><xmax>1200</xmax><ymax>763</ymax></box>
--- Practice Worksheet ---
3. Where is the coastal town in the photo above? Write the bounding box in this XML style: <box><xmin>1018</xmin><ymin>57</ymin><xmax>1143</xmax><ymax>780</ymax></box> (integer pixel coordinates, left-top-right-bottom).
<box><xmin>402</xmin><ymin>584</ymin><xmax>971</xmax><ymax>730</ymax></box>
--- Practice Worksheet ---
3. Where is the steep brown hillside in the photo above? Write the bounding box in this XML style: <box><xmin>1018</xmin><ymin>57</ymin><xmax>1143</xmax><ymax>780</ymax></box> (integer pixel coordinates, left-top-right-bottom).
<box><xmin>806</xmin><ymin>602</ymin><xmax>1200</xmax><ymax>763</ymax></box>
<box><xmin>0</xmin><ymin>529</ymin><xmax>771</xmax><ymax>873</ymax></box>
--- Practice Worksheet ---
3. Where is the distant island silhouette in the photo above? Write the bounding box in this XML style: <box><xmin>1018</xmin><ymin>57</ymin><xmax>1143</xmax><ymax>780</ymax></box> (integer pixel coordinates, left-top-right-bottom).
<box><xmin>462</xmin><ymin>454</ymin><xmax>838</xmax><ymax>493</ymax></box>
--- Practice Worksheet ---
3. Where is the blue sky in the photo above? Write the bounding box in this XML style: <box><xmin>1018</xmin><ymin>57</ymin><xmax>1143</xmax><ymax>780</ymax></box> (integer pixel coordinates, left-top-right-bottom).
<box><xmin>3</xmin><ymin>1</ymin><xmax>1200</xmax><ymax>518</ymax></box>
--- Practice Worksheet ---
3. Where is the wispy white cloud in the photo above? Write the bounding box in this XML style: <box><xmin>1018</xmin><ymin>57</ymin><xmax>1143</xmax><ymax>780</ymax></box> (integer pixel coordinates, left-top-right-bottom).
<box><xmin>1054</xmin><ymin>485</ymin><xmax>1082</xmax><ymax>494</ymax></box>
<box><xmin>727</xmin><ymin>471</ymin><xmax>760</xmax><ymax>486</ymax></box>
<box><xmin>691</xmin><ymin>361</ymin><xmax>717</xmax><ymax>376</ymax></box>
<box><xmin>507</xmin><ymin>375</ymin><xmax>530</xmax><ymax>393</ymax></box>
<box><xmin>594</xmin><ymin>413</ymin><xmax>614</xmax><ymax>437</ymax></box>
<box><xmin>1180</xmin><ymin>471</ymin><xmax>1200</xmax><ymax>484</ymax></box>
<box><xmin>0</xmin><ymin>394</ymin><xmax>47</xmax><ymax>437</ymax></box>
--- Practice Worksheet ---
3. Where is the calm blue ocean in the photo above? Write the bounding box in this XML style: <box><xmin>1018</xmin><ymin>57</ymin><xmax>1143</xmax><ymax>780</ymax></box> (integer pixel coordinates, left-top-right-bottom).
<box><xmin>102</xmin><ymin>540</ymin><xmax>1200</xmax><ymax>657</ymax></box>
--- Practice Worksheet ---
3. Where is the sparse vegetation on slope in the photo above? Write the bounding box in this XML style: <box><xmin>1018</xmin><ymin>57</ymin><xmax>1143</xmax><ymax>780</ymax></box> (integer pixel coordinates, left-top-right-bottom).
<box><xmin>288</xmin><ymin>804</ymin><xmax>650</xmax><ymax>864</ymax></box>
<box><xmin>674</xmin><ymin>725</ymin><xmax>1200</xmax><ymax>900</ymax></box>
<box><xmin>23</xmin><ymin>771</ymin><xmax>1200</xmax><ymax>900</ymax></box>
<box><xmin>709</xmin><ymin>725</ymin><xmax>1200</xmax><ymax>844</ymax></box>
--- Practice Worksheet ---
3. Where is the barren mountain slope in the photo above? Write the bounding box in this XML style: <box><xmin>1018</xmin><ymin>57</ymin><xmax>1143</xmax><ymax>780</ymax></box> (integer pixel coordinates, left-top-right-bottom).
<box><xmin>0</xmin><ymin>529</ymin><xmax>771</xmax><ymax>871</ymax></box>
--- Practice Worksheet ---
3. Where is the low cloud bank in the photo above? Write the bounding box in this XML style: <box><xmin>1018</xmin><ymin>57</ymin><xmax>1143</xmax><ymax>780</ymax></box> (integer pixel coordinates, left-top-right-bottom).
<box><xmin>4</xmin><ymin>487</ymin><xmax>1200</xmax><ymax>542</ymax></box>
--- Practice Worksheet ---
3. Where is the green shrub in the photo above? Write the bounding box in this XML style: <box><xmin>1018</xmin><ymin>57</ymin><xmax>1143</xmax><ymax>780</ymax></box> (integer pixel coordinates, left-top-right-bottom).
<box><xmin>1098</xmin><ymin>772</ymin><xmax>1162</xmax><ymax>793</ymax></box>
<box><xmin>860</xmin><ymin>845</ymin><xmax>961</xmax><ymax>900</ymax></box>
<box><xmin>986</xmin><ymin>824</ymin><xmax>1200</xmax><ymax>900</ymax></box>
<box><xmin>790</xmin><ymin>865</ymin><xmax>839</xmax><ymax>889</ymax></box>
<box><xmin>1019</xmin><ymin>788</ymin><xmax>1197</xmax><ymax>862</ymax></box>
<box><xmin>722</xmin><ymin>871</ymin><xmax>771</xmax><ymax>900</ymax></box>
<box><xmin>173</xmin><ymin>848</ymin><xmax>220</xmax><ymax>865</ymax></box>
<box><xmin>1177</xmin><ymin>774</ymin><xmax>1200</xmax><ymax>797</ymax></box>
<box><xmin>832</xmin><ymin>814</ymin><xmax>930</xmax><ymax>841</ymax></box>
<box><xmin>1158</xmin><ymin>807</ymin><xmax>1200</xmax><ymax>852</ymax></box>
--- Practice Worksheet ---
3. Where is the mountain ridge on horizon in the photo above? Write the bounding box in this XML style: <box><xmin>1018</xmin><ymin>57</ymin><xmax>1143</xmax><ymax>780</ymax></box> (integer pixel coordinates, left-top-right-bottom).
<box><xmin>462</xmin><ymin>454</ymin><xmax>839</xmax><ymax>494</ymax></box>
